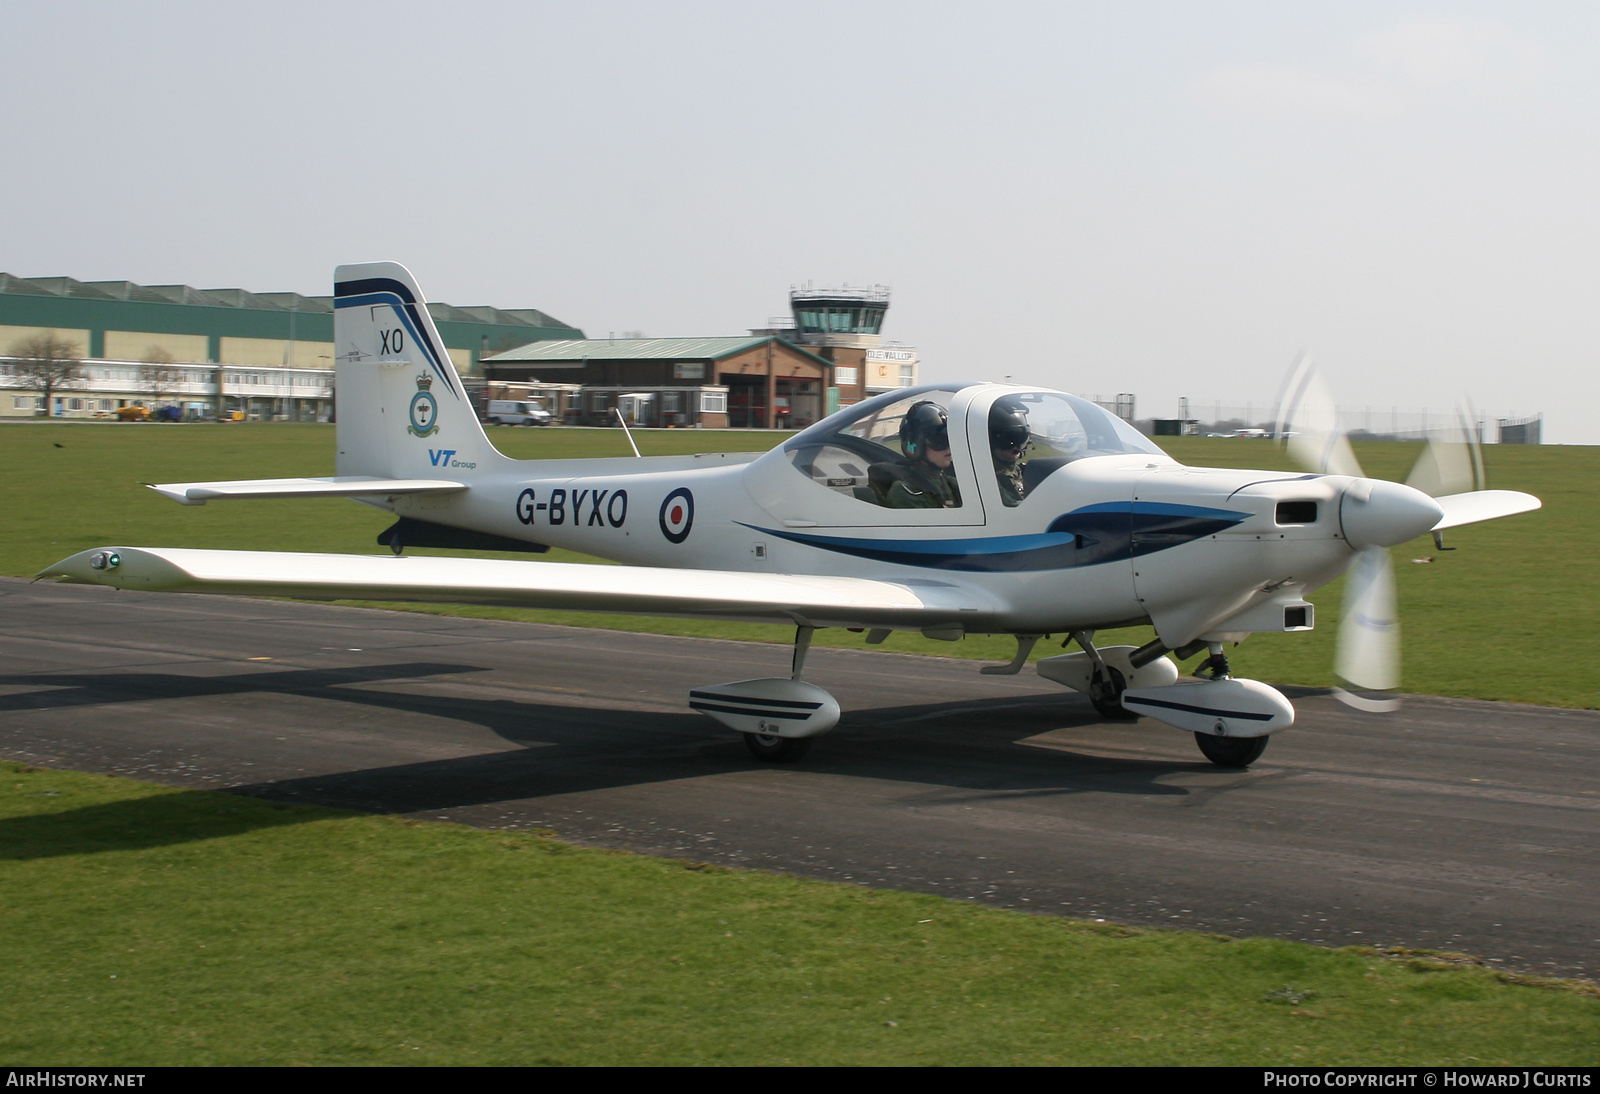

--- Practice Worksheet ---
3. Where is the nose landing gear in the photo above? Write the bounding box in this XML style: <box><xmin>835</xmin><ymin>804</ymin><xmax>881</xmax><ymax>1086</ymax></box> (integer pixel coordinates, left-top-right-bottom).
<box><xmin>1043</xmin><ymin>634</ymin><xmax>1285</xmax><ymax>768</ymax></box>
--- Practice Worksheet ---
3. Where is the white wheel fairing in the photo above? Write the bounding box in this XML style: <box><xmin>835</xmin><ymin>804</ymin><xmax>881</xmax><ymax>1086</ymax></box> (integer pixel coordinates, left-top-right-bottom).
<box><xmin>1120</xmin><ymin>678</ymin><xmax>1295</xmax><ymax>738</ymax></box>
<box><xmin>688</xmin><ymin>678</ymin><xmax>841</xmax><ymax>738</ymax></box>
<box><xmin>1036</xmin><ymin>646</ymin><xmax>1180</xmax><ymax>693</ymax></box>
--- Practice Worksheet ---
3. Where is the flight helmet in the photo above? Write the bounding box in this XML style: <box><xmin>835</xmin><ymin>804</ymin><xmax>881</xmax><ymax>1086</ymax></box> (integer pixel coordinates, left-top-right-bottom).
<box><xmin>989</xmin><ymin>400</ymin><xmax>1031</xmax><ymax>459</ymax></box>
<box><xmin>900</xmin><ymin>400</ymin><xmax>950</xmax><ymax>458</ymax></box>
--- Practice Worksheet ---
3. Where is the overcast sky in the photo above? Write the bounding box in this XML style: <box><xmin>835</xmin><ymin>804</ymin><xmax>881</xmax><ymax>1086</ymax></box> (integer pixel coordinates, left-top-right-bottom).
<box><xmin>5</xmin><ymin>2</ymin><xmax>1596</xmax><ymax>442</ymax></box>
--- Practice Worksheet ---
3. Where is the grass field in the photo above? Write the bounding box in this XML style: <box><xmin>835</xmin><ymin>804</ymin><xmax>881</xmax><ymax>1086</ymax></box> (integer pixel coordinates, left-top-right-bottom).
<box><xmin>5</xmin><ymin>761</ymin><xmax>1598</xmax><ymax>1066</ymax></box>
<box><xmin>5</xmin><ymin>421</ymin><xmax>1598</xmax><ymax>1065</ymax></box>
<box><xmin>6</xmin><ymin>420</ymin><xmax>1594</xmax><ymax>707</ymax></box>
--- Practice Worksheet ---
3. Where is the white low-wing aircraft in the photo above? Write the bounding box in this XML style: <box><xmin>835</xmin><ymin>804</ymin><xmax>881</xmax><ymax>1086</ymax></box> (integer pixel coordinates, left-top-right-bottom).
<box><xmin>41</xmin><ymin>263</ymin><xmax>1542</xmax><ymax>767</ymax></box>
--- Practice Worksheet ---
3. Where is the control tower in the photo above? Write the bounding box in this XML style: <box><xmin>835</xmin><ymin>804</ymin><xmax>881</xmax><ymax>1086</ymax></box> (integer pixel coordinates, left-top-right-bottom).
<box><xmin>788</xmin><ymin>284</ymin><xmax>890</xmax><ymax>349</ymax></box>
<box><xmin>785</xmin><ymin>284</ymin><xmax>915</xmax><ymax>404</ymax></box>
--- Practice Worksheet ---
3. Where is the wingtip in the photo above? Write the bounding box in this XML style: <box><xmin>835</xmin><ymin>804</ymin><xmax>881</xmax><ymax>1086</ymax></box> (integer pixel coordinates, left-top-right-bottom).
<box><xmin>145</xmin><ymin>483</ymin><xmax>206</xmax><ymax>506</ymax></box>
<box><xmin>36</xmin><ymin>548</ymin><xmax>106</xmax><ymax>583</ymax></box>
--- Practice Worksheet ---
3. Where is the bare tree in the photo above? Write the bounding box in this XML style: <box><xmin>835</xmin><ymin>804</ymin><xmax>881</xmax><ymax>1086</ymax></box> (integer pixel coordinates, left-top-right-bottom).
<box><xmin>7</xmin><ymin>334</ymin><xmax>83</xmax><ymax>416</ymax></box>
<box><xmin>139</xmin><ymin>347</ymin><xmax>182</xmax><ymax>409</ymax></box>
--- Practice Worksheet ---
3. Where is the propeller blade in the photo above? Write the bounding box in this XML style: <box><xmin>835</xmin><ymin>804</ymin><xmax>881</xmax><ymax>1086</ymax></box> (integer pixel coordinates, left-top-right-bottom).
<box><xmin>1333</xmin><ymin>546</ymin><xmax>1400</xmax><ymax>712</ymax></box>
<box><xmin>1406</xmin><ymin>400</ymin><xmax>1484</xmax><ymax>498</ymax></box>
<box><xmin>1432</xmin><ymin>489</ymin><xmax>1541</xmax><ymax>531</ymax></box>
<box><xmin>1274</xmin><ymin>355</ymin><xmax>1363</xmax><ymax>478</ymax></box>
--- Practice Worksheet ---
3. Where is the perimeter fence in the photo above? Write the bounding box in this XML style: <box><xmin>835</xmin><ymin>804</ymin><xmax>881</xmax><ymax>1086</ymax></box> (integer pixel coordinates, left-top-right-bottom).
<box><xmin>1146</xmin><ymin>403</ymin><xmax>1544</xmax><ymax>444</ymax></box>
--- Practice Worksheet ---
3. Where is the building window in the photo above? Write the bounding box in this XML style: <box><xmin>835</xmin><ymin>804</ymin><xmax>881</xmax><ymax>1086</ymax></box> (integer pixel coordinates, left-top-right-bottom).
<box><xmin>700</xmin><ymin>391</ymin><xmax>727</xmax><ymax>414</ymax></box>
<box><xmin>662</xmin><ymin>390</ymin><xmax>683</xmax><ymax>413</ymax></box>
<box><xmin>835</xmin><ymin>367</ymin><xmax>858</xmax><ymax>386</ymax></box>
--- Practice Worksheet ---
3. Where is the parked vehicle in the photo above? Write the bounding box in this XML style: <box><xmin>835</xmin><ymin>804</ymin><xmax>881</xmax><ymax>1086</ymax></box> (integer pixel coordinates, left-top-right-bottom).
<box><xmin>486</xmin><ymin>399</ymin><xmax>552</xmax><ymax>426</ymax></box>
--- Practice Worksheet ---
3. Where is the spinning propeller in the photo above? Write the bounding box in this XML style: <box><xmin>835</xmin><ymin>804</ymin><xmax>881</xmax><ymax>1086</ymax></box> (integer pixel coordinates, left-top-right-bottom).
<box><xmin>1272</xmin><ymin>357</ymin><xmax>1519</xmax><ymax>712</ymax></box>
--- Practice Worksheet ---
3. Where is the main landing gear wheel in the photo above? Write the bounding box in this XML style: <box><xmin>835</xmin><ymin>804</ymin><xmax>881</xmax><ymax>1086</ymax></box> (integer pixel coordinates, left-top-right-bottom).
<box><xmin>743</xmin><ymin>732</ymin><xmax>811</xmax><ymax>763</ymax></box>
<box><xmin>1194</xmin><ymin>732</ymin><xmax>1268</xmax><ymax>768</ymax></box>
<box><xmin>1089</xmin><ymin>665</ymin><xmax>1136</xmax><ymax>721</ymax></box>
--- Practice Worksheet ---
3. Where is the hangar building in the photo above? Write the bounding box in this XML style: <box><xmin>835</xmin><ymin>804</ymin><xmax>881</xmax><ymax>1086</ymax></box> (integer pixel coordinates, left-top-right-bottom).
<box><xmin>482</xmin><ymin>336</ymin><xmax>843</xmax><ymax>429</ymax></box>
<box><xmin>483</xmin><ymin>283</ymin><xmax>918</xmax><ymax>429</ymax></box>
<box><xmin>0</xmin><ymin>273</ymin><xmax>582</xmax><ymax>420</ymax></box>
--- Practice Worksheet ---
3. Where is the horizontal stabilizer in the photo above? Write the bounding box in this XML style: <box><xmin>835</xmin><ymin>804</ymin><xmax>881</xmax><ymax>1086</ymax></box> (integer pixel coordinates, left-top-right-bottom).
<box><xmin>1430</xmin><ymin>489</ymin><xmax>1541</xmax><ymax>531</ymax></box>
<box><xmin>147</xmin><ymin>477</ymin><xmax>468</xmax><ymax>506</ymax></box>
<box><xmin>38</xmin><ymin>547</ymin><xmax>995</xmax><ymax>630</ymax></box>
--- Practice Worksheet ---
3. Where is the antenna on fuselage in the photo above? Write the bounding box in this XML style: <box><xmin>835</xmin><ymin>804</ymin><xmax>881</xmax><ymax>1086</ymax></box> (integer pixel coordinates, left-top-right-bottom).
<box><xmin>614</xmin><ymin>407</ymin><xmax>642</xmax><ymax>458</ymax></box>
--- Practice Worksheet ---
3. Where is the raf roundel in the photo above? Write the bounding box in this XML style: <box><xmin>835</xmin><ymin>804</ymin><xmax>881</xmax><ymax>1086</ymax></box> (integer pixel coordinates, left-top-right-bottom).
<box><xmin>659</xmin><ymin>487</ymin><xmax>694</xmax><ymax>544</ymax></box>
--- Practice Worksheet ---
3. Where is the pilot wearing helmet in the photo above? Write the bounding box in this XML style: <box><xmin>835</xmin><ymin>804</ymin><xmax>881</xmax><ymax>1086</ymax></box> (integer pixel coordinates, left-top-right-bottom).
<box><xmin>989</xmin><ymin>399</ymin><xmax>1031</xmax><ymax>507</ymax></box>
<box><xmin>886</xmin><ymin>400</ymin><xmax>961</xmax><ymax>509</ymax></box>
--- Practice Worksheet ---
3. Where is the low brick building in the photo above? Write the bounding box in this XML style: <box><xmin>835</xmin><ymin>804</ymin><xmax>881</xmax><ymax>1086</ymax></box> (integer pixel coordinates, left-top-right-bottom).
<box><xmin>484</xmin><ymin>336</ymin><xmax>859</xmax><ymax>429</ymax></box>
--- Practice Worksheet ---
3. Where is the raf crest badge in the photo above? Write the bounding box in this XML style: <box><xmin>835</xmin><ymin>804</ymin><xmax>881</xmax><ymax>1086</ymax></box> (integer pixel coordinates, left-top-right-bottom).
<box><xmin>407</xmin><ymin>373</ymin><xmax>439</xmax><ymax>437</ymax></box>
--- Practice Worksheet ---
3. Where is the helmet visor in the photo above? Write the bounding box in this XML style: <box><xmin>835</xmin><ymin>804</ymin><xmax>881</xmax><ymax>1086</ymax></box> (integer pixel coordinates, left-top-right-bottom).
<box><xmin>993</xmin><ymin>423</ymin><xmax>1030</xmax><ymax>448</ymax></box>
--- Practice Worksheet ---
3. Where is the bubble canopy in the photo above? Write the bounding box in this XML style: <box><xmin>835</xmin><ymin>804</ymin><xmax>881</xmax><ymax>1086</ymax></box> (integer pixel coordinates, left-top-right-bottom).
<box><xmin>772</xmin><ymin>384</ymin><xmax>1165</xmax><ymax>513</ymax></box>
<box><xmin>782</xmin><ymin>384</ymin><xmax>975</xmax><ymax>455</ymax></box>
<box><xmin>782</xmin><ymin>383</ymin><xmax>1162</xmax><ymax>464</ymax></box>
<box><xmin>985</xmin><ymin>390</ymin><xmax>1165</xmax><ymax>462</ymax></box>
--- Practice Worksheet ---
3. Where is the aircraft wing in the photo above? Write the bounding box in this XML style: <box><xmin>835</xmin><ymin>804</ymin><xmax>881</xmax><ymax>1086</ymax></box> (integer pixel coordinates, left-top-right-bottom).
<box><xmin>38</xmin><ymin>547</ymin><xmax>1000</xmax><ymax>631</ymax></box>
<box><xmin>147</xmin><ymin>477</ymin><xmax>468</xmax><ymax>506</ymax></box>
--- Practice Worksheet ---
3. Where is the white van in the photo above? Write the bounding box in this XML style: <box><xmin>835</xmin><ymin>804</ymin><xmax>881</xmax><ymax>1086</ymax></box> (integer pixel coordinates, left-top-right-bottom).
<box><xmin>486</xmin><ymin>399</ymin><xmax>553</xmax><ymax>426</ymax></box>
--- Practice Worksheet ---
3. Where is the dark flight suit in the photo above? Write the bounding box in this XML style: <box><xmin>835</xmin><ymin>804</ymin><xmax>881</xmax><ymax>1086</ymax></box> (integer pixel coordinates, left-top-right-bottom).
<box><xmin>995</xmin><ymin>459</ymin><xmax>1026</xmax><ymax>507</ymax></box>
<box><xmin>886</xmin><ymin>461</ymin><xmax>962</xmax><ymax>509</ymax></box>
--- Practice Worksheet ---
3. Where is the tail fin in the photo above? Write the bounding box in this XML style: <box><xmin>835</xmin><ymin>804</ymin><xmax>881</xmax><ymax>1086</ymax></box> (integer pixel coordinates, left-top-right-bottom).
<box><xmin>333</xmin><ymin>262</ymin><xmax>499</xmax><ymax>478</ymax></box>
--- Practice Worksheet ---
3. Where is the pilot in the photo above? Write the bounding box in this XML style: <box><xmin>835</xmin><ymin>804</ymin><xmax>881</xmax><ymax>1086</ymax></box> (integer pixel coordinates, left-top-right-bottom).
<box><xmin>886</xmin><ymin>400</ymin><xmax>961</xmax><ymax>509</ymax></box>
<box><xmin>989</xmin><ymin>399</ymin><xmax>1031</xmax><ymax>507</ymax></box>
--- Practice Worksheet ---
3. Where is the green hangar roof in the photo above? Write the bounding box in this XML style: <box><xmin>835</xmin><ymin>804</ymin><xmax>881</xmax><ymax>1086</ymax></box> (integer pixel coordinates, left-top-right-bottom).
<box><xmin>0</xmin><ymin>273</ymin><xmax>584</xmax><ymax>372</ymax></box>
<box><xmin>486</xmin><ymin>336</ymin><xmax>833</xmax><ymax>369</ymax></box>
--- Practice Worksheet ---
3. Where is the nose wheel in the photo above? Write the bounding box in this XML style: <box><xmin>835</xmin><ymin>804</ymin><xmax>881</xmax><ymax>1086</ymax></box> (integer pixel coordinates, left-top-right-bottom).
<box><xmin>1194</xmin><ymin>732</ymin><xmax>1268</xmax><ymax>768</ymax></box>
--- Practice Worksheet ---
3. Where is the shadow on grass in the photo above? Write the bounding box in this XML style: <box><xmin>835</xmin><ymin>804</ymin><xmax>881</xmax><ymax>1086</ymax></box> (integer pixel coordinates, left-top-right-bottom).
<box><xmin>0</xmin><ymin>785</ymin><xmax>334</xmax><ymax>861</ymax></box>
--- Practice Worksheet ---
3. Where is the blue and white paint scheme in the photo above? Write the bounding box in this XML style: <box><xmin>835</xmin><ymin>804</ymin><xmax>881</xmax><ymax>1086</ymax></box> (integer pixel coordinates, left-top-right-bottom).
<box><xmin>41</xmin><ymin>261</ymin><xmax>1543</xmax><ymax>767</ymax></box>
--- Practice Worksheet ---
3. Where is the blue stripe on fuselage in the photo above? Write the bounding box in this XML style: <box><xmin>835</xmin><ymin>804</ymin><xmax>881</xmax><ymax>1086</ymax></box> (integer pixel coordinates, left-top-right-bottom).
<box><xmin>743</xmin><ymin>501</ymin><xmax>1249</xmax><ymax>572</ymax></box>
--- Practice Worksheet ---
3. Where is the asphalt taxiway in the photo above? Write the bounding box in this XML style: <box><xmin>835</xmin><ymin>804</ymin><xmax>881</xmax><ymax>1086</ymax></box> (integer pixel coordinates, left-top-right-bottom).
<box><xmin>3</xmin><ymin>577</ymin><xmax>1596</xmax><ymax>979</ymax></box>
